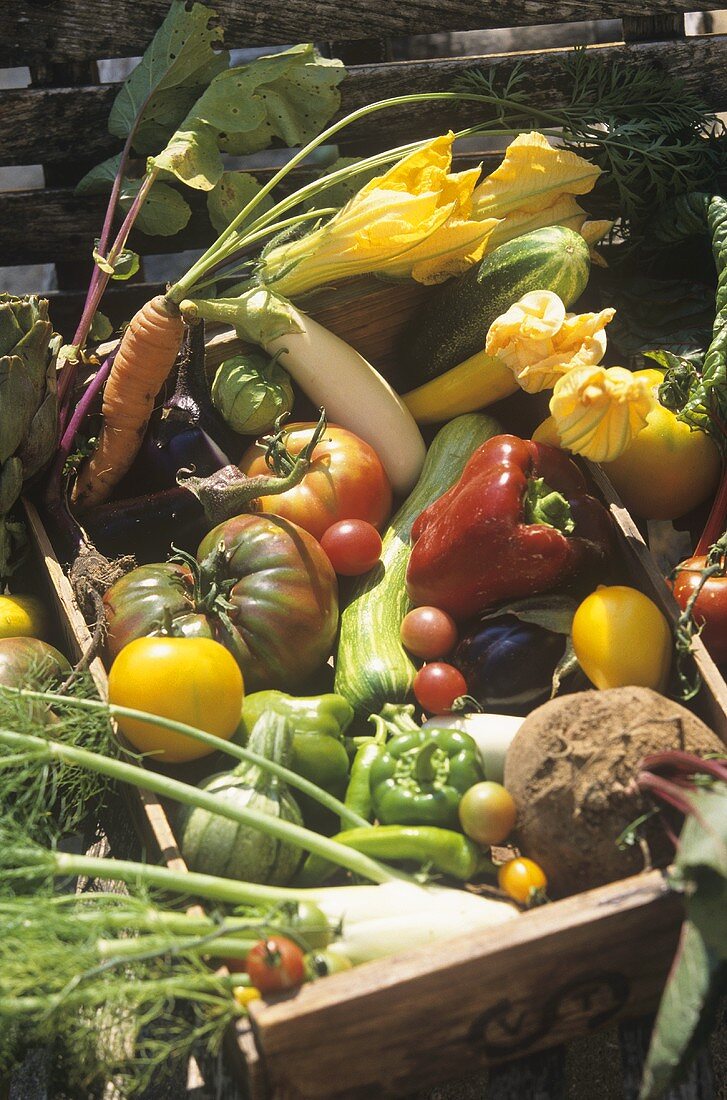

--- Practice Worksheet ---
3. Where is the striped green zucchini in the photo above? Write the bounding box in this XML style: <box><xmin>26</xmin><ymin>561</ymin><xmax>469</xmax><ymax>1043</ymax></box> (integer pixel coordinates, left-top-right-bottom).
<box><xmin>394</xmin><ymin>226</ymin><xmax>591</xmax><ymax>389</ymax></box>
<box><xmin>334</xmin><ymin>412</ymin><xmax>501</xmax><ymax>717</ymax></box>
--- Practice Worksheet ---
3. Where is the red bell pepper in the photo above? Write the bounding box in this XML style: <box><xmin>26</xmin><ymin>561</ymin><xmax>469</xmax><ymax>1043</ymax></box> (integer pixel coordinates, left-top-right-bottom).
<box><xmin>406</xmin><ymin>434</ymin><xmax>613</xmax><ymax>621</ymax></box>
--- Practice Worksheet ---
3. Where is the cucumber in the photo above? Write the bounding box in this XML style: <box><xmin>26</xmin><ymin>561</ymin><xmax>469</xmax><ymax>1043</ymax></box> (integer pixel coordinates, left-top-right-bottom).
<box><xmin>394</xmin><ymin>226</ymin><xmax>591</xmax><ymax>389</ymax></box>
<box><xmin>334</xmin><ymin>412</ymin><xmax>501</xmax><ymax>717</ymax></box>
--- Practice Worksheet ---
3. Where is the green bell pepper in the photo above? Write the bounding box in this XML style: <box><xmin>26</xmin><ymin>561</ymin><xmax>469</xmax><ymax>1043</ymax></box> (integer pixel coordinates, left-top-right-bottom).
<box><xmin>370</xmin><ymin>726</ymin><xmax>483</xmax><ymax>829</ymax></box>
<box><xmin>236</xmin><ymin>690</ymin><xmax>353</xmax><ymax>796</ymax></box>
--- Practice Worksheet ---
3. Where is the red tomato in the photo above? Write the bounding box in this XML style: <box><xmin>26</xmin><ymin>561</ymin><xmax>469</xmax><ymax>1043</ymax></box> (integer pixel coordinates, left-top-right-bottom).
<box><xmin>400</xmin><ymin>607</ymin><xmax>458</xmax><ymax>659</ymax></box>
<box><xmin>413</xmin><ymin>662</ymin><xmax>467</xmax><ymax>714</ymax></box>
<box><xmin>245</xmin><ymin>936</ymin><xmax>306</xmax><ymax>993</ymax></box>
<box><xmin>670</xmin><ymin>556</ymin><xmax>727</xmax><ymax>667</ymax></box>
<box><xmin>320</xmin><ymin>519</ymin><xmax>382</xmax><ymax>575</ymax></box>
<box><xmin>239</xmin><ymin>423</ymin><xmax>392</xmax><ymax>541</ymax></box>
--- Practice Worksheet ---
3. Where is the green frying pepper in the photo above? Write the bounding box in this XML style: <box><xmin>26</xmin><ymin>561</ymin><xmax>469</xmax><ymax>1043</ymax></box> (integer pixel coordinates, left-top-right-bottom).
<box><xmin>370</xmin><ymin>726</ymin><xmax>483</xmax><ymax>829</ymax></box>
<box><xmin>236</xmin><ymin>690</ymin><xmax>353</xmax><ymax>796</ymax></box>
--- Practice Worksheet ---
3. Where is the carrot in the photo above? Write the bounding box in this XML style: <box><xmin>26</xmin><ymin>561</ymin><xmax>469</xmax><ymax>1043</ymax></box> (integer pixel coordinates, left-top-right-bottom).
<box><xmin>72</xmin><ymin>295</ymin><xmax>185</xmax><ymax>511</ymax></box>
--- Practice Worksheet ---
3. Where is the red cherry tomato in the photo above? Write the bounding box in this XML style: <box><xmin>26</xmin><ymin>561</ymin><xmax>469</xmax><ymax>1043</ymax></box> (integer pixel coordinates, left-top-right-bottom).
<box><xmin>320</xmin><ymin>519</ymin><xmax>382</xmax><ymax>576</ymax></box>
<box><xmin>245</xmin><ymin>936</ymin><xmax>306</xmax><ymax>993</ymax></box>
<box><xmin>670</xmin><ymin>555</ymin><xmax>727</xmax><ymax>667</ymax></box>
<box><xmin>400</xmin><ymin>606</ymin><xmax>458</xmax><ymax>660</ymax></box>
<box><xmin>413</xmin><ymin>662</ymin><xmax>467</xmax><ymax>714</ymax></box>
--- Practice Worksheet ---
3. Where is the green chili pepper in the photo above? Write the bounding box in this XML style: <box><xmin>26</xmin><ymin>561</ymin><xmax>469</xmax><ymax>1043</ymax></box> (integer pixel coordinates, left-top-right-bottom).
<box><xmin>235</xmin><ymin>690</ymin><xmax>353</xmax><ymax>797</ymax></box>
<box><xmin>343</xmin><ymin>714</ymin><xmax>390</xmax><ymax>825</ymax></box>
<box><xmin>369</xmin><ymin>727</ymin><xmax>483</xmax><ymax>829</ymax></box>
<box><xmin>295</xmin><ymin>824</ymin><xmax>494</xmax><ymax>886</ymax></box>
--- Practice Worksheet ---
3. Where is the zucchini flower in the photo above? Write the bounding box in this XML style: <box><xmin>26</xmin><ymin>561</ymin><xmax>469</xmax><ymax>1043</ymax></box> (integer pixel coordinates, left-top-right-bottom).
<box><xmin>549</xmin><ymin>364</ymin><xmax>655</xmax><ymax>462</ymax></box>
<box><xmin>0</xmin><ymin>294</ymin><xmax>60</xmax><ymax>578</ymax></box>
<box><xmin>471</xmin><ymin>132</ymin><xmax>610</xmax><ymax>251</ymax></box>
<box><xmin>257</xmin><ymin>133</ymin><xmax>500</xmax><ymax>295</ymax></box>
<box><xmin>485</xmin><ymin>290</ymin><xmax>615</xmax><ymax>394</ymax></box>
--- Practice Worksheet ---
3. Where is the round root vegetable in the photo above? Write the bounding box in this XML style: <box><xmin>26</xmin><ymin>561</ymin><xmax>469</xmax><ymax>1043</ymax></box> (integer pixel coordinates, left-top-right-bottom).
<box><xmin>503</xmin><ymin>687</ymin><xmax>724</xmax><ymax>898</ymax></box>
<box><xmin>73</xmin><ymin>296</ymin><xmax>185</xmax><ymax>511</ymax></box>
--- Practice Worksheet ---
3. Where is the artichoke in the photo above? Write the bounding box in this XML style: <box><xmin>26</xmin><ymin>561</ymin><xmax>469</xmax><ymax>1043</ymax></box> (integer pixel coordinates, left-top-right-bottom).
<box><xmin>211</xmin><ymin>351</ymin><xmax>294</xmax><ymax>435</ymax></box>
<box><xmin>0</xmin><ymin>294</ymin><xmax>61</xmax><ymax>578</ymax></box>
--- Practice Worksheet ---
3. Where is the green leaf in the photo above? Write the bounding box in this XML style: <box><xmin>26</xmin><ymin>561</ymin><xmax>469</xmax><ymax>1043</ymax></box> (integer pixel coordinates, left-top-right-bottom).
<box><xmin>207</xmin><ymin>171</ymin><xmax>274</xmax><ymax>234</ymax></box>
<box><xmin>75</xmin><ymin>153</ymin><xmax>122</xmax><ymax>195</ymax></box>
<box><xmin>150</xmin><ymin>123</ymin><xmax>222</xmax><ymax>191</ymax></box>
<box><xmin>109</xmin><ymin>0</ymin><xmax>228</xmax><ymax>147</ymax></box>
<box><xmin>120</xmin><ymin>179</ymin><xmax>192</xmax><ymax>237</ymax></box>
<box><xmin>675</xmin><ymin>784</ymin><xmax>727</xmax><ymax>881</ymax></box>
<box><xmin>88</xmin><ymin>312</ymin><xmax>113</xmax><ymax>343</ymax></box>
<box><xmin>639</xmin><ymin>921</ymin><xmax>718</xmax><ymax>1099</ymax></box>
<box><xmin>194</xmin><ymin>44</ymin><xmax>344</xmax><ymax>156</ymax></box>
<box><xmin>92</xmin><ymin>243</ymin><xmax>140</xmax><ymax>281</ymax></box>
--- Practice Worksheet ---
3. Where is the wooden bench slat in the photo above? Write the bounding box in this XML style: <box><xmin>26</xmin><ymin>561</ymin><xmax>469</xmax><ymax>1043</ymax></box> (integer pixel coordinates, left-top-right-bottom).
<box><xmin>2</xmin><ymin>1</ymin><xmax>719</xmax><ymax>65</ymax></box>
<box><xmin>1</xmin><ymin>32</ymin><xmax>725</xmax><ymax>175</ymax></box>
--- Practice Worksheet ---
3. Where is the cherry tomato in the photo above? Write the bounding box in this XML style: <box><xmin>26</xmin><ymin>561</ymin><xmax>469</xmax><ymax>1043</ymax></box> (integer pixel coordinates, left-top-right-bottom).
<box><xmin>571</xmin><ymin>585</ymin><xmax>672</xmax><ymax>692</ymax></box>
<box><xmin>0</xmin><ymin>595</ymin><xmax>49</xmax><ymax>641</ymax></box>
<box><xmin>458</xmin><ymin>782</ymin><xmax>517</xmax><ymax>846</ymax></box>
<box><xmin>320</xmin><ymin>520</ymin><xmax>382</xmax><ymax>576</ymax></box>
<box><xmin>413</xmin><ymin>662</ymin><xmax>467</xmax><ymax>714</ymax></box>
<box><xmin>400</xmin><ymin>606</ymin><xmax>458</xmax><ymax>660</ymax></box>
<box><xmin>498</xmin><ymin>857</ymin><xmax>548</xmax><ymax>905</ymax></box>
<box><xmin>245</xmin><ymin>936</ymin><xmax>306</xmax><ymax>993</ymax></box>
<box><xmin>670</xmin><ymin>556</ymin><xmax>727</xmax><ymax>667</ymax></box>
<box><xmin>107</xmin><ymin>636</ymin><xmax>244</xmax><ymax>763</ymax></box>
<box><xmin>239</xmin><ymin>423</ymin><xmax>392</xmax><ymax>541</ymax></box>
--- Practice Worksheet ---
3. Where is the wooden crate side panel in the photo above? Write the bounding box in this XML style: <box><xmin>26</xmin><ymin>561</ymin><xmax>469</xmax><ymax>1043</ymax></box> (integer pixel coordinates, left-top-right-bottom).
<box><xmin>4</xmin><ymin>35</ymin><xmax>727</xmax><ymax>172</ymax></box>
<box><xmin>2</xmin><ymin>1</ymin><xmax>718</xmax><ymax>64</ymax></box>
<box><xmin>250</xmin><ymin>872</ymin><xmax>682</xmax><ymax>1099</ymax></box>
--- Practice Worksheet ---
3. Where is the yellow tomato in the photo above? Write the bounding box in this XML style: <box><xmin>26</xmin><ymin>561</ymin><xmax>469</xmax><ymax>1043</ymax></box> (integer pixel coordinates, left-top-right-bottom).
<box><xmin>533</xmin><ymin>369</ymin><xmax>721</xmax><ymax>520</ymax></box>
<box><xmin>572</xmin><ymin>585</ymin><xmax>672</xmax><ymax>692</ymax></box>
<box><xmin>0</xmin><ymin>594</ymin><xmax>50</xmax><ymax>641</ymax></box>
<box><xmin>108</xmin><ymin>636</ymin><xmax>244</xmax><ymax>763</ymax></box>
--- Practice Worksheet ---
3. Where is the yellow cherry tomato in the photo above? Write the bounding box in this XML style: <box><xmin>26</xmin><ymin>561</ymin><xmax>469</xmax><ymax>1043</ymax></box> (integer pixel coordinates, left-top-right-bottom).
<box><xmin>108</xmin><ymin>636</ymin><xmax>244</xmax><ymax>763</ymax></box>
<box><xmin>498</xmin><ymin>858</ymin><xmax>547</xmax><ymax>905</ymax></box>
<box><xmin>0</xmin><ymin>594</ymin><xmax>50</xmax><ymax>641</ymax></box>
<box><xmin>572</xmin><ymin>585</ymin><xmax>672</xmax><ymax>692</ymax></box>
<box><xmin>533</xmin><ymin>369</ymin><xmax>720</xmax><ymax>520</ymax></box>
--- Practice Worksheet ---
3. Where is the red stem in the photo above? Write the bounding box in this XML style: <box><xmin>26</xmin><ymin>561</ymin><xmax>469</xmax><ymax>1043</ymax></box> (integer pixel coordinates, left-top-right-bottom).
<box><xmin>641</xmin><ymin>750</ymin><xmax>727</xmax><ymax>785</ymax></box>
<box><xmin>696</xmin><ymin>465</ymin><xmax>727</xmax><ymax>556</ymax></box>
<box><xmin>636</xmin><ymin>771</ymin><xmax>696</xmax><ymax>817</ymax></box>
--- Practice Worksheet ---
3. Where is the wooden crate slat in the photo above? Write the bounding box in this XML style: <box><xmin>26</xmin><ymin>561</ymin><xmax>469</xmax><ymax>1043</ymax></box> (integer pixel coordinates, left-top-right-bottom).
<box><xmin>2</xmin><ymin>1</ymin><xmax>720</xmax><ymax>65</ymax></box>
<box><xmin>3</xmin><ymin>32</ymin><xmax>727</xmax><ymax>269</ymax></box>
<box><xmin>249</xmin><ymin>872</ymin><xmax>682</xmax><ymax>1098</ymax></box>
<box><xmin>3</xmin><ymin>33</ymin><xmax>727</xmax><ymax>171</ymax></box>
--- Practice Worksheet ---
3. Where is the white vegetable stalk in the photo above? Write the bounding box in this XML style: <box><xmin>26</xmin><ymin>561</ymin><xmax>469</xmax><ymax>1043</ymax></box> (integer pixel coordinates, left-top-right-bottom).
<box><xmin>313</xmin><ymin>881</ymin><xmax>517</xmax><ymax>964</ymax></box>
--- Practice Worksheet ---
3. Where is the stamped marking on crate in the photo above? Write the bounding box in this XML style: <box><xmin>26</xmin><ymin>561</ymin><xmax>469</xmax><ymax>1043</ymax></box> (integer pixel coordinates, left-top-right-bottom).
<box><xmin>468</xmin><ymin>970</ymin><xmax>631</xmax><ymax>1057</ymax></box>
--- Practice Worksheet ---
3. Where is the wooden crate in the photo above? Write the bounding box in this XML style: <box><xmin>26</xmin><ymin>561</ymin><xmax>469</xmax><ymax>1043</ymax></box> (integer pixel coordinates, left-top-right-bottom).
<box><xmin>5</xmin><ymin>2</ymin><xmax>727</xmax><ymax>1097</ymax></box>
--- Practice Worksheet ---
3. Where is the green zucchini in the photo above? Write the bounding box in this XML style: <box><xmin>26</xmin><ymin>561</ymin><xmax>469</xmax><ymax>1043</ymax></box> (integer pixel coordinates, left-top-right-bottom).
<box><xmin>334</xmin><ymin>412</ymin><xmax>501</xmax><ymax>717</ymax></box>
<box><xmin>393</xmin><ymin>226</ymin><xmax>591</xmax><ymax>390</ymax></box>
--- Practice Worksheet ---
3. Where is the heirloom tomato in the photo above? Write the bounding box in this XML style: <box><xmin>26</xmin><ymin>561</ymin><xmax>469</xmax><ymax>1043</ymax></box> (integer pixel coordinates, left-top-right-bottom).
<box><xmin>238</xmin><ymin>422</ymin><xmax>392</xmax><ymax>541</ymax></box>
<box><xmin>108</xmin><ymin>636</ymin><xmax>243</xmax><ymax>763</ymax></box>
<box><xmin>0</xmin><ymin>637</ymin><xmax>69</xmax><ymax>686</ymax></box>
<box><xmin>103</xmin><ymin>513</ymin><xmax>339</xmax><ymax>693</ymax></box>
<box><xmin>670</xmin><ymin>556</ymin><xmax>727</xmax><ymax>668</ymax></box>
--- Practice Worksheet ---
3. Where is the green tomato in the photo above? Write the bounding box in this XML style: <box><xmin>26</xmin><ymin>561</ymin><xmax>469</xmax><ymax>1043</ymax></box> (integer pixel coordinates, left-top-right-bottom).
<box><xmin>458</xmin><ymin>781</ymin><xmax>517</xmax><ymax>846</ymax></box>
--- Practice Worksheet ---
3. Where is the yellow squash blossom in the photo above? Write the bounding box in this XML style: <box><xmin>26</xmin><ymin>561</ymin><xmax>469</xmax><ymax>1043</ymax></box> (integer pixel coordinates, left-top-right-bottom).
<box><xmin>485</xmin><ymin>290</ymin><xmax>615</xmax><ymax>393</ymax></box>
<box><xmin>257</xmin><ymin>133</ymin><xmax>500</xmax><ymax>295</ymax></box>
<box><xmin>549</xmin><ymin>364</ymin><xmax>655</xmax><ymax>462</ymax></box>
<box><xmin>472</xmin><ymin>132</ymin><xmax>607</xmax><ymax>251</ymax></box>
